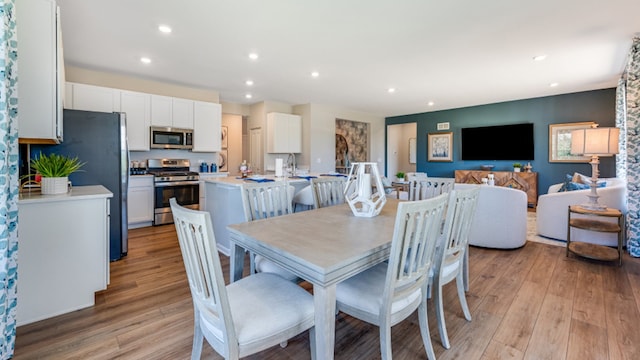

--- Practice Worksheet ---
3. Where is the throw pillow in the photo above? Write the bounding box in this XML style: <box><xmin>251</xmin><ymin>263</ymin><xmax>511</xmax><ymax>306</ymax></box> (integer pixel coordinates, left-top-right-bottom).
<box><xmin>558</xmin><ymin>174</ymin><xmax>574</xmax><ymax>192</ymax></box>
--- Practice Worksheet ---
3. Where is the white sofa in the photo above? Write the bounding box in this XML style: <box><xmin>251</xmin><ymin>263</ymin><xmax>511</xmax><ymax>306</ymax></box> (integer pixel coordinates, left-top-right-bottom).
<box><xmin>536</xmin><ymin>177</ymin><xmax>627</xmax><ymax>246</ymax></box>
<box><xmin>454</xmin><ymin>183</ymin><xmax>528</xmax><ymax>249</ymax></box>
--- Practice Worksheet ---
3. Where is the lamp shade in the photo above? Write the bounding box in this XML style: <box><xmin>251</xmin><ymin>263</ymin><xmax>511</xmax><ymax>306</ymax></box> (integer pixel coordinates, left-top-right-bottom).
<box><xmin>570</xmin><ymin>127</ymin><xmax>620</xmax><ymax>156</ymax></box>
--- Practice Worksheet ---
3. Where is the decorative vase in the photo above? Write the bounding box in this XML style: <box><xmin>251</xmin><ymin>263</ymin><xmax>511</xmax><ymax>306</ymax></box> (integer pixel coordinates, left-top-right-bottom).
<box><xmin>41</xmin><ymin>176</ymin><xmax>69</xmax><ymax>195</ymax></box>
<box><xmin>344</xmin><ymin>162</ymin><xmax>386</xmax><ymax>217</ymax></box>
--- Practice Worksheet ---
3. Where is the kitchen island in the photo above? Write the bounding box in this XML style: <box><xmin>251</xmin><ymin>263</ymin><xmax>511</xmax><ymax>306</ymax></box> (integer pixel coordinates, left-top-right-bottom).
<box><xmin>204</xmin><ymin>176</ymin><xmax>311</xmax><ymax>255</ymax></box>
<box><xmin>17</xmin><ymin>185</ymin><xmax>112</xmax><ymax>326</ymax></box>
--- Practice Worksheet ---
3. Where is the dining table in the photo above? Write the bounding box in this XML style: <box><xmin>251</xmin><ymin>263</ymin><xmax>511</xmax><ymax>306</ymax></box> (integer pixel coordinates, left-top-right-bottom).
<box><xmin>227</xmin><ymin>198</ymin><xmax>400</xmax><ymax>360</ymax></box>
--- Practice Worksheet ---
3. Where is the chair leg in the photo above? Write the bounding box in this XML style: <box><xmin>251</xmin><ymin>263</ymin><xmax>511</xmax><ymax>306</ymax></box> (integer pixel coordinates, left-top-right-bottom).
<box><xmin>434</xmin><ymin>278</ymin><xmax>451</xmax><ymax>349</ymax></box>
<box><xmin>191</xmin><ymin>316</ymin><xmax>204</xmax><ymax>360</ymax></box>
<box><xmin>379</xmin><ymin>322</ymin><xmax>393</xmax><ymax>360</ymax></box>
<box><xmin>418</xmin><ymin>300</ymin><xmax>437</xmax><ymax>360</ymax></box>
<box><xmin>457</xmin><ymin>271</ymin><xmax>472</xmax><ymax>321</ymax></box>
<box><xmin>249</xmin><ymin>252</ymin><xmax>257</xmax><ymax>274</ymax></box>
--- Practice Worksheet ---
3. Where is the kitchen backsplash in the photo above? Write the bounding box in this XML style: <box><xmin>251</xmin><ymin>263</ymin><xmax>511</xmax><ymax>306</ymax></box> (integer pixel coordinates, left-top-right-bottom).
<box><xmin>130</xmin><ymin>149</ymin><xmax>220</xmax><ymax>172</ymax></box>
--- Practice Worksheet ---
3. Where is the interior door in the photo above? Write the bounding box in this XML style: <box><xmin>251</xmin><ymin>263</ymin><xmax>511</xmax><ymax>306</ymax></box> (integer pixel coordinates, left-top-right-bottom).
<box><xmin>250</xmin><ymin>127</ymin><xmax>263</xmax><ymax>174</ymax></box>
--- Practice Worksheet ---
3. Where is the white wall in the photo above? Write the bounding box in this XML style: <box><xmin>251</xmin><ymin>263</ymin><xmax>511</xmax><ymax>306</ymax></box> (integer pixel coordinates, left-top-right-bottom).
<box><xmin>294</xmin><ymin>104</ymin><xmax>385</xmax><ymax>174</ymax></box>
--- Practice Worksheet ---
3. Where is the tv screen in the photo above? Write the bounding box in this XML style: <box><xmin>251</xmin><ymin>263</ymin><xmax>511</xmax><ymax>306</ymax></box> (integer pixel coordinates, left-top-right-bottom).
<box><xmin>461</xmin><ymin>123</ymin><xmax>534</xmax><ymax>160</ymax></box>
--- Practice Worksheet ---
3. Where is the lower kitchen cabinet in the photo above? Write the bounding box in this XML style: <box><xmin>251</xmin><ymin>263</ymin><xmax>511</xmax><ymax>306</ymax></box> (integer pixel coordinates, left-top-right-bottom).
<box><xmin>128</xmin><ymin>175</ymin><xmax>154</xmax><ymax>228</ymax></box>
<box><xmin>17</xmin><ymin>185</ymin><xmax>112</xmax><ymax>326</ymax></box>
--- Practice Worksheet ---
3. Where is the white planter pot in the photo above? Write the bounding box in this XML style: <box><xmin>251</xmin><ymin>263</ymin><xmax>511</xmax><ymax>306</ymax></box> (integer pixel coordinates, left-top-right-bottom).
<box><xmin>41</xmin><ymin>176</ymin><xmax>69</xmax><ymax>195</ymax></box>
<box><xmin>513</xmin><ymin>168</ymin><xmax>521</xmax><ymax>172</ymax></box>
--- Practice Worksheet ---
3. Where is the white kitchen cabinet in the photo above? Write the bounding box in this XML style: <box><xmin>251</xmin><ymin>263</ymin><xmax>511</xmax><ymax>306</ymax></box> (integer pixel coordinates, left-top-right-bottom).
<box><xmin>68</xmin><ymin>82</ymin><xmax>121</xmax><ymax>113</ymax></box>
<box><xmin>120</xmin><ymin>90</ymin><xmax>151</xmax><ymax>151</ymax></box>
<box><xmin>151</xmin><ymin>95</ymin><xmax>194</xmax><ymax>129</ymax></box>
<box><xmin>150</xmin><ymin>95</ymin><xmax>173</xmax><ymax>127</ymax></box>
<box><xmin>192</xmin><ymin>101</ymin><xmax>222</xmax><ymax>152</ymax></box>
<box><xmin>172</xmin><ymin>98</ymin><xmax>195</xmax><ymax>129</ymax></box>
<box><xmin>17</xmin><ymin>0</ymin><xmax>63</xmax><ymax>143</ymax></box>
<box><xmin>128</xmin><ymin>175</ymin><xmax>154</xmax><ymax>228</ymax></box>
<box><xmin>17</xmin><ymin>186</ymin><xmax>112</xmax><ymax>325</ymax></box>
<box><xmin>267</xmin><ymin>112</ymin><xmax>302</xmax><ymax>153</ymax></box>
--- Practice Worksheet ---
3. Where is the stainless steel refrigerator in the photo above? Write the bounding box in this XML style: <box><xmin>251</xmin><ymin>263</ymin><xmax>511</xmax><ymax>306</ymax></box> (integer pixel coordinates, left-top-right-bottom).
<box><xmin>33</xmin><ymin>109</ymin><xmax>129</xmax><ymax>261</ymax></box>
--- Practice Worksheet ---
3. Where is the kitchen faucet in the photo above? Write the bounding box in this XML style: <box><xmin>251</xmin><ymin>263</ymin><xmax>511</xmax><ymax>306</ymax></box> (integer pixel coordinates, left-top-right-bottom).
<box><xmin>286</xmin><ymin>153</ymin><xmax>296</xmax><ymax>176</ymax></box>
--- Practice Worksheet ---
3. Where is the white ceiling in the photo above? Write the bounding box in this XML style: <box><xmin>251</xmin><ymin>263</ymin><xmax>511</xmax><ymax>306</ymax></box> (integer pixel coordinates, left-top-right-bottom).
<box><xmin>55</xmin><ymin>0</ymin><xmax>640</xmax><ymax>117</ymax></box>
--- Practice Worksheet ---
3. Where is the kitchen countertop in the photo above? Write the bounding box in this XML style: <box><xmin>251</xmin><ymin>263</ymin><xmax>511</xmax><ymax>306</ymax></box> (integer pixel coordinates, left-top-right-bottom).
<box><xmin>203</xmin><ymin>174</ymin><xmax>340</xmax><ymax>187</ymax></box>
<box><xmin>19</xmin><ymin>185</ymin><xmax>113</xmax><ymax>204</ymax></box>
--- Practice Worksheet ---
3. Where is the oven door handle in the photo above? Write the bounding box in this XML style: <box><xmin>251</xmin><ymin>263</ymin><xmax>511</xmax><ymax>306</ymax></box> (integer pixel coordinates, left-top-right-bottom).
<box><xmin>155</xmin><ymin>181</ymin><xmax>200</xmax><ymax>187</ymax></box>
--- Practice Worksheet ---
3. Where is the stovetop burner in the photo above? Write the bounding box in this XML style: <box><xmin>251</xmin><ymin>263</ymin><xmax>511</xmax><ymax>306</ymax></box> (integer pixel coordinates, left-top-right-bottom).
<box><xmin>146</xmin><ymin>159</ymin><xmax>199</xmax><ymax>182</ymax></box>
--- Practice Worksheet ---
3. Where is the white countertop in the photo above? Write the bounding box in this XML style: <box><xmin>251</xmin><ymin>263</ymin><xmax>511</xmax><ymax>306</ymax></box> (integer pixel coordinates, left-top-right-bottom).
<box><xmin>18</xmin><ymin>185</ymin><xmax>113</xmax><ymax>204</ymax></box>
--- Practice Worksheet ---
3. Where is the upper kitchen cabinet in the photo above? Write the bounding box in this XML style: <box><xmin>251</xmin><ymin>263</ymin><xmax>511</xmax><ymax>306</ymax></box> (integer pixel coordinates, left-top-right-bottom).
<box><xmin>66</xmin><ymin>82</ymin><xmax>120</xmax><ymax>112</ymax></box>
<box><xmin>120</xmin><ymin>91</ymin><xmax>151</xmax><ymax>151</ymax></box>
<box><xmin>17</xmin><ymin>0</ymin><xmax>64</xmax><ymax>144</ymax></box>
<box><xmin>150</xmin><ymin>95</ymin><xmax>194</xmax><ymax>129</ymax></box>
<box><xmin>192</xmin><ymin>101</ymin><xmax>222</xmax><ymax>152</ymax></box>
<box><xmin>267</xmin><ymin>112</ymin><xmax>302</xmax><ymax>153</ymax></box>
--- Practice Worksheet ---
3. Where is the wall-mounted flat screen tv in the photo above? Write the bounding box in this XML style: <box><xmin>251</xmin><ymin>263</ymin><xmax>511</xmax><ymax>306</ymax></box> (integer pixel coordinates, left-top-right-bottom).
<box><xmin>461</xmin><ymin>123</ymin><xmax>534</xmax><ymax>160</ymax></box>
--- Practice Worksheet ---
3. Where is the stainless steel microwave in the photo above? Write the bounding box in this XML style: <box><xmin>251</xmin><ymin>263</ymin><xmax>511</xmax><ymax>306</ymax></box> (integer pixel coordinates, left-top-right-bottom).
<box><xmin>150</xmin><ymin>126</ymin><xmax>193</xmax><ymax>150</ymax></box>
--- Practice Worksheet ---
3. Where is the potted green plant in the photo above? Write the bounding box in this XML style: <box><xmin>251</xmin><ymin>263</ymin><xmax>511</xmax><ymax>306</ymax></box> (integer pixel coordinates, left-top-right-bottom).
<box><xmin>28</xmin><ymin>152</ymin><xmax>85</xmax><ymax>194</ymax></box>
<box><xmin>512</xmin><ymin>162</ymin><xmax>522</xmax><ymax>172</ymax></box>
<box><xmin>395</xmin><ymin>171</ymin><xmax>406</xmax><ymax>182</ymax></box>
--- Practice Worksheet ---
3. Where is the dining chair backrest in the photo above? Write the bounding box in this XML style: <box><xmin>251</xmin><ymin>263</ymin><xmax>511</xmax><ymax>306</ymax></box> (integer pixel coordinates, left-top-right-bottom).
<box><xmin>438</xmin><ymin>187</ymin><xmax>480</xmax><ymax>266</ymax></box>
<box><xmin>411</xmin><ymin>177</ymin><xmax>455</xmax><ymax>201</ymax></box>
<box><xmin>240</xmin><ymin>181</ymin><xmax>293</xmax><ymax>221</ymax></box>
<box><xmin>311</xmin><ymin>177</ymin><xmax>347</xmax><ymax>208</ymax></box>
<box><xmin>384</xmin><ymin>193</ymin><xmax>450</xmax><ymax>313</ymax></box>
<box><xmin>170</xmin><ymin>198</ymin><xmax>237</xmax><ymax>356</ymax></box>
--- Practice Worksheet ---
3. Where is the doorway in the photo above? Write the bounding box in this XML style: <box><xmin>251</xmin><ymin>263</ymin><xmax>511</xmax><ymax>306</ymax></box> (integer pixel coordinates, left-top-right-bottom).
<box><xmin>249</xmin><ymin>127</ymin><xmax>263</xmax><ymax>174</ymax></box>
<box><xmin>386</xmin><ymin>123</ymin><xmax>417</xmax><ymax>178</ymax></box>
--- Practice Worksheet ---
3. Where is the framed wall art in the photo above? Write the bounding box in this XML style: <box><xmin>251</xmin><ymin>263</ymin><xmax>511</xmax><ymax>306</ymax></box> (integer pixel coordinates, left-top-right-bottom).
<box><xmin>428</xmin><ymin>132</ymin><xmax>453</xmax><ymax>162</ymax></box>
<box><xmin>549</xmin><ymin>122</ymin><xmax>595</xmax><ymax>162</ymax></box>
<box><xmin>221</xmin><ymin>126</ymin><xmax>228</xmax><ymax>149</ymax></box>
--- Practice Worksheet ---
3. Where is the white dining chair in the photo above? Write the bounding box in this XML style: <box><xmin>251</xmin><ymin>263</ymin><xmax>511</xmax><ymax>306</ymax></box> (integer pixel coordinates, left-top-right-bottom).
<box><xmin>239</xmin><ymin>181</ymin><xmax>299</xmax><ymax>282</ymax></box>
<box><xmin>418</xmin><ymin>177</ymin><xmax>456</xmax><ymax>200</ymax></box>
<box><xmin>169</xmin><ymin>198</ymin><xmax>315</xmax><ymax>360</ymax></box>
<box><xmin>430</xmin><ymin>187</ymin><xmax>480</xmax><ymax>349</ymax></box>
<box><xmin>335</xmin><ymin>193</ymin><xmax>450</xmax><ymax>360</ymax></box>
<box><xmin>292</xmin><ymin>185</ymin><xmax>314</xmax><ymax>212</ymax></box>
<box><xmin>310</xmin><ymin>177</ymin><xmax>347</xmax><ymax>208</ymax></box>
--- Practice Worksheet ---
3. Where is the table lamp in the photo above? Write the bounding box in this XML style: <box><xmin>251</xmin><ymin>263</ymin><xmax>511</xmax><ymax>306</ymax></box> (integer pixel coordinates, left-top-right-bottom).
<box><xmin>570</xmin><ymin>126</ymin><xmax>620</xmax><ymax>211</ymax></box>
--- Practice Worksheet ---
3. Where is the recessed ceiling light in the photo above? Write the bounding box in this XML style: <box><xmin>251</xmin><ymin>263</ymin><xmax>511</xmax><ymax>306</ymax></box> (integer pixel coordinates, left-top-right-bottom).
<box><xmin>311</xmin><ymin>71</ymin><xmax>320</xmax><ymax>78</ymax></box>
<box><xmin>245</xmin><ymin>80</ymin><xmax>254</xmax><ymax>86</ymax></box>
<box><xmin>248</xmin><ymin>53</ymin><xmax>259</xmax><ymax>60</ymax></box>
<box><xmin>533</xmin><ymin>55</ymin><xmax>547</xmax><ymax>61</ymax></box>
<box><xmin>158</xmin><ymin>25</ymin><xmax>172</xmax><ymax>34</ymax></box>
<box><xmin>387</xmin><ymin>88</ymin><xmax>396</xmax><ymax>93</ymax></box>
<box><xmin>550</xmin><ymin>82</ymin><xmax>559</xmax><ymax>87</ymax></box>
<box><xmin>427</xmin><ymin>101</ymin><xmax>435</xmax><ymax>106</ymax></box>
<box><xmin>140</xmin><ymin>57</ymin><xmax>151</xmax><ymax>64</ymax></box>
<box><xmin>245</xmin><ymin>93</ymin><xmax>253</xmax><ymax>99</ymax></box>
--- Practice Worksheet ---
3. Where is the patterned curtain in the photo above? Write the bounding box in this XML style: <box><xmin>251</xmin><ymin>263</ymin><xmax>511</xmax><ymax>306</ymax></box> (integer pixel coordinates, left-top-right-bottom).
<box><xmin>619</xmin><ymin>36</ymin><xmax>640</xmax><ymax>257</ymax></box>
<box><xmin>0</xmin><ymin>0</ymin><xmax>18</xmax><ymax>358</ymax></box>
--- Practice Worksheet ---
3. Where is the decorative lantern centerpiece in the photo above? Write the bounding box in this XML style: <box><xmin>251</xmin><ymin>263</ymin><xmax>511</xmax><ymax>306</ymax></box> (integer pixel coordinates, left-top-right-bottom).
<box><xmin>344</xmin><ymin>162</ymin><xmax>387</xmax><ymax>217</ymax></box>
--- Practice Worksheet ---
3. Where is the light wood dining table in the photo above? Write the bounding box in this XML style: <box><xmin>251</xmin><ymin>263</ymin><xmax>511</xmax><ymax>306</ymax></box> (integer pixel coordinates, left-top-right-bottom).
<box><xmin>227</xmin><ymin>198</ymin><xmax>399</xmax><ymax>360</ymax></box>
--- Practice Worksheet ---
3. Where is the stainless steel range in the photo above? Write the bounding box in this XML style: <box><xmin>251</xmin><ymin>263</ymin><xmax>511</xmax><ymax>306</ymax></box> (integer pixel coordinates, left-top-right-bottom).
<box><xmin>147</xmin><ymin>159</ymin><xmax>199</xmax><ymax>225</ymax></box>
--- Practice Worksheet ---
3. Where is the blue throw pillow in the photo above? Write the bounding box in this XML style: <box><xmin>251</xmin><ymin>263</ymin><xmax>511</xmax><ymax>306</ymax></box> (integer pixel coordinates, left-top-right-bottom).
<box><xmin>558</xmin><ymin>174</ymin><xmax>607</xmax><ymax>192</ymax></box>
<box><xmin>558</xmin><ymin>174</ymin><xmax>574</xmax><ymax>192</ymax></box>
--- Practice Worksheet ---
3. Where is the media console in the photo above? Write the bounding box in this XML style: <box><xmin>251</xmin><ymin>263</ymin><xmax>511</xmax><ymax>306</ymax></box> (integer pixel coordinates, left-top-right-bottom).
<box><xmin>454</xmin><ymin>170</ymin><xmax>538</xmax><ymax>207</ymax></box>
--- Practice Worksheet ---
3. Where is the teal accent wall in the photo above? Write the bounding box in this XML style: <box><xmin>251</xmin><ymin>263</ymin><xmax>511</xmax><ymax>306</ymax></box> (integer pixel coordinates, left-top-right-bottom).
<box><xmin>385</xmin><ymin>88</ymin><xmax>616</xmax><ymax>195</ymax></box>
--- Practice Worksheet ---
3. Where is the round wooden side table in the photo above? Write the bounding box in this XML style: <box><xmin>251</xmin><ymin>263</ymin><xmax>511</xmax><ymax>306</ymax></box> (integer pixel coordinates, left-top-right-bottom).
<box><xmin>566</xmin><ymin>205</ymin><xmax>624</xmax><ymax>266</ymax></box>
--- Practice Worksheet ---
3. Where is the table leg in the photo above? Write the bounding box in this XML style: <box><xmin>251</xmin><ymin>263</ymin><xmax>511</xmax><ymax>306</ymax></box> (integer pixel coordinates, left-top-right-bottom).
<box><xmin>313</xmin><ymin>283</ymin><xmax>336</xmax><ymax>360</ymax></box>
<box><xmin>229</xmin><ymin>242</ymin><xmax>245</xmax><ymax>283</ymax></box>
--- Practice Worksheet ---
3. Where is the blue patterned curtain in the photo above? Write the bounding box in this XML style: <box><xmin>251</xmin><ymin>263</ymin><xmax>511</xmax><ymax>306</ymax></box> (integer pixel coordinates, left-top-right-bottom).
<box><xmin>618</xmin><ymin>36</ymin><xmax>640</xmax><ymax>257</ymax></box>
<box><xmin>0</xmin><ymin>0</ymin><xmax>18</xmax><ymax>357</ymax></box>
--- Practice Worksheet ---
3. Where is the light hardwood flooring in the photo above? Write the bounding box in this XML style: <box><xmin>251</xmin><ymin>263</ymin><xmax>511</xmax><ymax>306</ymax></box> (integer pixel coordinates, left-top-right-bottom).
<box><xmin>14</xmin><ymin>224</ymin><xmax>640</xmax><ymax>359</ymax></box>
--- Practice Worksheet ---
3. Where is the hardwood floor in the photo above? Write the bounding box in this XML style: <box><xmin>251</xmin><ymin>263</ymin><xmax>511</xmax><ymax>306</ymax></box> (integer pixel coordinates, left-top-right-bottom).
<box><xmin>14</xmin><ymin>224</ymin><xmax>640</xmax><ymax>359</ymax></box>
